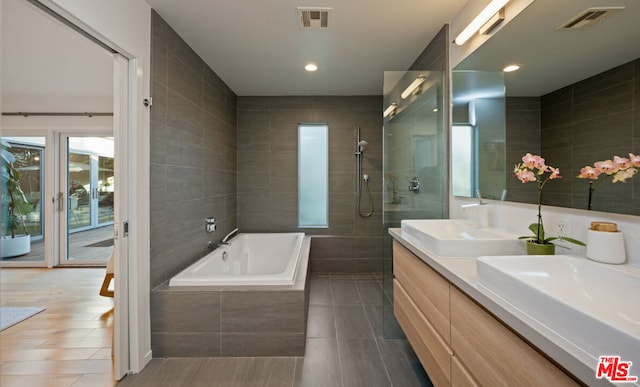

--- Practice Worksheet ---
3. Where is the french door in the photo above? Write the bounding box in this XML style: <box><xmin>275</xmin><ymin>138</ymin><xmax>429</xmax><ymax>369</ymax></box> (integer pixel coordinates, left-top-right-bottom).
<box><xmin>59</xmin><ymin>135</ymin><xmax>114</xmax><ymax>265</ymax></box>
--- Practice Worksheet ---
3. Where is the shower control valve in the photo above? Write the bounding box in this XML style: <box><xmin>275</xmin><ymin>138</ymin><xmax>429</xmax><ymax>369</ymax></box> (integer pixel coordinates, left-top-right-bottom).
<box><xmin>409</xmin><ymin>177</ymin><xmax>420</xmax><ymax>193</ymax></box>
<box><xmin>205</xmin><ymin>217</ymin><xmax>216</xmax><ymax>233</ymax></box>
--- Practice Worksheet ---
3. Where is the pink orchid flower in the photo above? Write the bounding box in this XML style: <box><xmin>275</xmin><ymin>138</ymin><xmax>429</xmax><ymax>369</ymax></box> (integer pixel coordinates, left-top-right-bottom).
<box><xmin>521</xmin><ymin>153</ymin><xmax>546</xmax><ymax>170</ymax></box>
<box><xmin>630</xmin><ymin>153</ymin><xmax>640</xmax><ymax>167</ymax></box>
<box><xmin>613</xmin><ymin>156</ymin><xmax>632</xmax><ymax>170</ymax></box>
<box><xmin>612</xmin><ymin>168</ymin><xmax>637</xmax><ymax>183</ymax></box>
<box><xmin>547</xmin><ymin>166</ymin><xmax>561</xmax><ymax>179</ymax></box>
<box><xmin>594</xmin><ymin>159</ymin><xmax>619</xmax><ymax>175</ymax></box>
<box><xmin>578</xmin><ymin>166</ymin><xmax>601</xmax><ymax>179</ymax></box>
<box><xmin>515</xmin><ymin>169</ymin><xmax>536</xmax><ymax>183</ymax></box>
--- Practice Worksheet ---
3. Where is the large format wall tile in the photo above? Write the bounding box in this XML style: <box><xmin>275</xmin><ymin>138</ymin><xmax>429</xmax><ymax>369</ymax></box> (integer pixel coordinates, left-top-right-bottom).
<box><xmin>237</xmin><ymin>96</ymin><xmax>384</xmax><ymax>271</ymax></box>
<box><xmin>507</xmin><ymin>58</ymin><xmax>639</xmax><ymax>215</ymax></box>
<box><xmin>150</xmin><ymin>10</ymin><xmax>238</xmax><ymax>288</ymax></box>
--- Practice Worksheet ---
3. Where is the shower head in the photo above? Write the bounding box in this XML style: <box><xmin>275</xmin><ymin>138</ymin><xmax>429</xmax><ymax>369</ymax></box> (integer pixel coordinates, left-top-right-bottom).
<box><xmin>358</xmin><ymin>140</ymin><xmax>369</xmax><ymax>149</ymax></box>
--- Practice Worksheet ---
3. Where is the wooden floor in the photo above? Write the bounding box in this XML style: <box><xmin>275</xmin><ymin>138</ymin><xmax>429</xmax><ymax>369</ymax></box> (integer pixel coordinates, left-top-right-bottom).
<box><xmin>0</xmin><ymin>268</ymin><xmax>115</xmax><ymax>387</ymax></box>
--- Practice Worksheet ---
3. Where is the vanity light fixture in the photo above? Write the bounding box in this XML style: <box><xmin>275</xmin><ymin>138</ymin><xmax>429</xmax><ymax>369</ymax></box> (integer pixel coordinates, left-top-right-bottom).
<box><xmin>304</xmin><ymin>63</ymin><xmax>318</xmax><ymax>72</ymax></box>
<box><xmin>401</xmin><ymin>75</ymin><xmax>426</xmax><ymax>99</ymax></box>
<box><xmin>454</xmin><ymin>0</ymin><xmax>510</xmax><ymax>46</ymax></box>
<box><xmin>503</xmin><ymin>64</ymin><xmax>520</xmax><ymax>72</ymax></box>
<box><xmin>383</xmin><ymin>103</ymin><xmax>398</xmax><ymax>118</ymax></box>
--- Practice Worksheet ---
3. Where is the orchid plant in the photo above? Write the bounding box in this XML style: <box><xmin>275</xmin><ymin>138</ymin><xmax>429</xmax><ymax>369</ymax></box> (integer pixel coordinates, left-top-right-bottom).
<box><xmin>577</xmin><ymin>153</ymin><xmax>639</xmax><ymax>210</ymax></box>
<box><xmin>514</xmin><ymin>153</ymin><xmax>584</xmax><ymax>247</ymax></box>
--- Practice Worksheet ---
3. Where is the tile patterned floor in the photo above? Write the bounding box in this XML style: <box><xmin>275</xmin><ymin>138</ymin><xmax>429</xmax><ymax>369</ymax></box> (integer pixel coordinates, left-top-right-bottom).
<box><xmin>118</xmin><ymin>273</ymin><xmax>431</xmax><ymax>387</ymax></box>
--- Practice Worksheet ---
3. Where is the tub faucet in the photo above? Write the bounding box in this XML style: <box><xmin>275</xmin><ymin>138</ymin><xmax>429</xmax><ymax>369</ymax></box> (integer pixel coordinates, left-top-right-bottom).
<box><xmin>219</xmin><ymin>228</ymin><xmax>238</xmax><ymax>246</ymax></box>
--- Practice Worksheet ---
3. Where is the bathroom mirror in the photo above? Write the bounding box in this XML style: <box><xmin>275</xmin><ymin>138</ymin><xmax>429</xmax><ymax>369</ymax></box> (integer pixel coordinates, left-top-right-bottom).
<box><xmin>452</xmin><ymin>0</ymin><xmax>640</xmax><ymax>216</ymax></box>
<box><xmin>452</xmin><ymin>70</ymin><xmax>506</xmax><ymax>200</ymax></box>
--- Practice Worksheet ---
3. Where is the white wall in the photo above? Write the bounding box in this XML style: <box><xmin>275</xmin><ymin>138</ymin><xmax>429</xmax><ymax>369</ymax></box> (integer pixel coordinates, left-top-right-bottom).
<box><xmin>40</xmin><ymin>0</ymin><xmax>152</xmax><ymax>373</ymax></box>
<box><xmin>451</xmin><ymin>196</ymin><xmax>640</xmax><ymax>267</ymax></box>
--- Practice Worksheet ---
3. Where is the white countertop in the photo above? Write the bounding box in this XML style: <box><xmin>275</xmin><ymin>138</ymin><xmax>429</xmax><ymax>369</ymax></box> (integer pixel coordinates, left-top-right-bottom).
<box><xmin>389</xmin><ymin>227</ymin><xmax>635</xmax><ymax>387</ymax></box>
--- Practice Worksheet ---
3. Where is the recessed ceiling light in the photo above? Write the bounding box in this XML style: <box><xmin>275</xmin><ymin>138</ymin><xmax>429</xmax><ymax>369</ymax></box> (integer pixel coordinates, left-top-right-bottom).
<box><xmin>503</xmin><ymin>64</ymin><xmax>520</xmax><ymax>72</ymax></box>
<box><xmin>305</xmin><ymin>63</ymin><xmax>318</xmax><ymax>72</ymax></box>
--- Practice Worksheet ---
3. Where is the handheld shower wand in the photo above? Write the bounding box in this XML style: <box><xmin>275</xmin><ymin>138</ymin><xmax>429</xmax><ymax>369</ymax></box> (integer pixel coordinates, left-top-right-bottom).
<box><xmin>355</xmin><ymin>127</ymin><xmax>373</xmax><ymax>217</ymax></box>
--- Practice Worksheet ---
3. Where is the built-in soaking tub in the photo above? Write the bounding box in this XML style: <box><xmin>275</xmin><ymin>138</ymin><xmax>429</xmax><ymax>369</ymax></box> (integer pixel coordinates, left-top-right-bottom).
<box><xmin>151</xmin><ymin>232</ymin><xmax>310</xmax><ymax>357</ymax></box>
<box><xmin>169</xmin><ymin>232</ymin><xmax>304</xmax><ymax>287</ymax></box>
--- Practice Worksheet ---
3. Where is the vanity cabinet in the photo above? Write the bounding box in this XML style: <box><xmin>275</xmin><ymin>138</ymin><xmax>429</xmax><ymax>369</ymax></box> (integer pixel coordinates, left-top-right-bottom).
<box><xmin>392</xmin><ymin>241</ymin><xmax>578</xmax><ymax>387</ymax></box>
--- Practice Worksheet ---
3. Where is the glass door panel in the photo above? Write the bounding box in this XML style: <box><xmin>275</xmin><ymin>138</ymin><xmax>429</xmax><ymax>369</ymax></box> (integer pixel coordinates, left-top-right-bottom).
<box><xmin>1</xmin><ymin>137</ymin><xmax>46</xmax><ymax>264</ymax></box>
<box><xmin>98</xmin><ymin>155</ymin><xmax>114</xmax><ymax>225</ymax></box>
<box><xmin>68</xmin><ymin>152</ymin><xmax>92</xmax><ymax>230</ymax></box>
<box><xmin>382</xmin><ymin>71</ymin><xmax>446</xmax><ymax>338</ymax></box>
<box><xmin>62</xmin><ymin>136</ymin><xmax>113</xmax><ymax>264</ymax></box>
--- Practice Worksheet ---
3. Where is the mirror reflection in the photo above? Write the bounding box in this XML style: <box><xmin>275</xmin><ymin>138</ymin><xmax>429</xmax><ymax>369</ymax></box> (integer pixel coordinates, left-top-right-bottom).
<box><xmin>452</xmin><ymin>0</ymin><xmax>640</xmax><ymax>216</ymax></box>
<box><xmin>452</xmin><ymin>71</ymin><xmax>506</xmax><ymax>200</ymax></box>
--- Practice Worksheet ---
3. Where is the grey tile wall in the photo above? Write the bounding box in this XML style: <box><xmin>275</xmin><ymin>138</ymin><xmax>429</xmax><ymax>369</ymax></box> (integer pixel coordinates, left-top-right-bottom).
<box><xmin>540</xmin><ymin>59</ymin><xmax>639</xmax><ymax>214</ymax></box>
<box><xmin>150</xmin><ymin>10</ymin><xmax>238</xmax><ymax>289</ymax></box>
<box><xmin>236</xmin><ymin>96</ymin><xmax>385</xmax><ymax>272</ymax></box>
<box><xmin>505</xmin><ymin>97</ymin><xmax>541</xmax><ymax>204</ymax></box>
<box><xmin>409</xmin><ymin>25</ymin><xmax>448</xmax><ymax>71</ymax></box>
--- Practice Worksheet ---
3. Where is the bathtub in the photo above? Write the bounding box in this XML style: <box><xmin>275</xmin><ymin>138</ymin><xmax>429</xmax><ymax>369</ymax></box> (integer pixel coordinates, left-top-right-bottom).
<box><xmin>169</xmin><ymin>232</ymin><xmax>305</xmax><ymax>287</ymax></box>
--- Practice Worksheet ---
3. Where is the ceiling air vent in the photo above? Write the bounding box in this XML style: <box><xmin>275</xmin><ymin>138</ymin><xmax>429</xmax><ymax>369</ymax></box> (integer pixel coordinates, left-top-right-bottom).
<box><xmin>298</xmin><ymin>7</ymin><xmax>331</xmax><ymax>29</ymax></box>
<box><xmin>558</xmin><ymin>7</ymin><xmax>624</xmax><ymax>30</ymax></box>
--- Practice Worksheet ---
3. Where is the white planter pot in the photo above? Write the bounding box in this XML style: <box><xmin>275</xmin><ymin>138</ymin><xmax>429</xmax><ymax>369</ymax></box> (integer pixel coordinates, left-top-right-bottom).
<box><xmin>1</xmin><ymin>234</ymin><xmax>31</xmax><ymax>258</ymax></box>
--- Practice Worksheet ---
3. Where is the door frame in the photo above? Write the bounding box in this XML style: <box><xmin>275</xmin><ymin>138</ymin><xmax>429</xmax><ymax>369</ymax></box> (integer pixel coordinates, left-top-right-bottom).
<box><xmin>27</xmin><ymin>0</ymin><xmax>152</xmax><ymax>376</ymax></box>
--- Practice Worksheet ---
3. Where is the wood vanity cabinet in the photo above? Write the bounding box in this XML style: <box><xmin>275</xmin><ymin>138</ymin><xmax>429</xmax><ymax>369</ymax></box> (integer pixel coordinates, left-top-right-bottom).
<box><xmin>392</xmin><ymin>241</ymin><xmax>578</xmax><ymax>387</ymax></box>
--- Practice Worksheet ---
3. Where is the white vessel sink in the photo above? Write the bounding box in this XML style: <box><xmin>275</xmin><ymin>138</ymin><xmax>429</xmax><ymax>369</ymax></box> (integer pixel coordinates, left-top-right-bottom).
<box><xmin>400</xmin><ymin>219</ymin><xmax>523</xmax><ymax>257</ymax></box>
<box><xmin>477</xmin><ymin>255</ymin><xmax>640</xmax><ymax>364</ymax></box>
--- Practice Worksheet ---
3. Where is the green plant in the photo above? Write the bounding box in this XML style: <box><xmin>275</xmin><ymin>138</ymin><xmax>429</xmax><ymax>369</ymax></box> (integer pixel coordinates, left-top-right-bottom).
<box><xmin>514</xmin><ymin>153</ymin><xmax>584</xmax><ymax>248</ymax></box>
<box><xmin>518</xmin><ymin>223</ymin><xmax>585</xmax><ymax>248</ymax></box>
<box><xmin>1</xmin><ymin>140</ymin><xmax>33</xmax><ymax>238</ymax></box>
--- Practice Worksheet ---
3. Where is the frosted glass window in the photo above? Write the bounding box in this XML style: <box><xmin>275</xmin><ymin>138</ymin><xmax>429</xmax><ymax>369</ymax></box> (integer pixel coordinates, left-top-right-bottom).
<box><xmin>452</xmin><ymin>125</ymin><xmax>475</xmax><ymax>197</ymax></box>
<box><xmin>299</xmin><ymin>124</ymin><xmax>328</xmax><ymax>228</ymax></box>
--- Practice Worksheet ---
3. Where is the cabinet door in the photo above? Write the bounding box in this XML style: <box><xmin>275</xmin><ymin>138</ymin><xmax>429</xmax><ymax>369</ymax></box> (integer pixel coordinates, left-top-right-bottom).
<box><xmin>395</xmin><ymin>280</ymin><xmax>452</xmax><ymax>387</ymax></box>
<box><xmin>393</xmin><ymin>241</ymin><xmax>450</xmax><ymax>343</ymax></box>
<box><xmin>451</xmin><ymin>355</ymin><xmax>479</xmax><ymax>387</ymax></box>
<box><xmin>450</xmin><ymin>287</ymin><xmax>578</xmax><ymax>386</ymax></box>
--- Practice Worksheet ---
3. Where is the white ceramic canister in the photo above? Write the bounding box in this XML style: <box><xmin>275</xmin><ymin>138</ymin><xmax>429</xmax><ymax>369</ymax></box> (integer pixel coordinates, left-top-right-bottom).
<box><xmin>585</xmin><ymin>221</ymin><xmax>626</xmax><ymax>264</ymax></box>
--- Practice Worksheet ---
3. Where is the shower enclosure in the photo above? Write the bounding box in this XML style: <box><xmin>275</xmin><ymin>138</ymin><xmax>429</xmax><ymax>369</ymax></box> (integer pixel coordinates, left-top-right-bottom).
<box><xmin>382</xmin><ymin>70</ymin><xmax>447</xmax><ymax>338</ymax></box>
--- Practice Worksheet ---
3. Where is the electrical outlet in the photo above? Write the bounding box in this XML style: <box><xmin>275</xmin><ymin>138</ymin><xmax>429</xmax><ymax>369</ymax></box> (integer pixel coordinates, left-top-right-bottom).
<box><xmin>556</xmin><ymin>219</ymin><xmax>568</xmax><ymax>239</ymax></box>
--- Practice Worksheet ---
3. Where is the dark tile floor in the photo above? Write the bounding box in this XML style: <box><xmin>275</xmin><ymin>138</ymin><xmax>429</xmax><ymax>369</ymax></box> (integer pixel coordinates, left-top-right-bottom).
<box><xmin>118</xmin><ymin>273</ymin><xmax>431</xmax><ymax>387</ymax></box>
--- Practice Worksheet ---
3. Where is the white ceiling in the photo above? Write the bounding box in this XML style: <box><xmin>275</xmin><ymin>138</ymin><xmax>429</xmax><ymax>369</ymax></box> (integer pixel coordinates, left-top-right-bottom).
<box><xmin>455</xmin><ymin>0</ymin><xmax>640</xmax><ymax>97</ymax></box>
<box><xmin>145</xmin><ymin>0</ymin><xmax>467</xmax><ymax>96</ymax></box>
<box><xmin>4</xmin><ymin>0</ymin><xmax>639</xmax><ymax>109</ymax></box>
<box><xmin>1</xmin><ymin>0</ymin><xmax>113</xmax><ymax>112</ymax></box>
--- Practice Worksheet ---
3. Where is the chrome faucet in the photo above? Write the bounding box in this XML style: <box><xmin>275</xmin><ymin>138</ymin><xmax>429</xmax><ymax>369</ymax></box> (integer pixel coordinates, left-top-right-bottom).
<box><xmin>218</xmin><ymin>227</ymin><xmax>238</xmax><ymax>246</ymax></box>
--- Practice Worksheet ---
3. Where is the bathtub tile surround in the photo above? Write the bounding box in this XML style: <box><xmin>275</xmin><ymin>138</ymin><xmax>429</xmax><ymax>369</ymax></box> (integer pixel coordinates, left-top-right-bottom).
<box><xmin>151</xmin><ymin>235</ymin><xmax>311</xmax><ymax>357</ymax></box>
<box><xmin>151</xmin><ymin>282</ymin><xmax>309</xmax><ymax>357</ymax></box>
<box><xmin>151</xmin><ymin>286</ymin><xmax>308</xmax><ymax>357</ymax></box>
<box><xmin>150</xmin><ymin>10</ymin><xmax>238</xmax><ymax>289</ymax></box>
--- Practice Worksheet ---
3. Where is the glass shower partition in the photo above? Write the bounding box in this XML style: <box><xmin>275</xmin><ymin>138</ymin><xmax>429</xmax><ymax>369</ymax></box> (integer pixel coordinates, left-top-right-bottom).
<box><xmin>382</xmin><ymin>70</ymin><xmax>447</xmax><ymax>338</ymax></box>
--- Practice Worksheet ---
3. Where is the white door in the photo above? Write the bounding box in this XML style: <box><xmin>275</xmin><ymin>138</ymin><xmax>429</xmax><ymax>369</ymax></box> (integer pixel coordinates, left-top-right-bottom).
<box><xmin>112</xmin><ymin>53</ymin><xmax>130</xmax><ymax>380</ymax></box>
<box><xmin>59</xmin><ymin>135</ymin><xmax>114</xmax><ymax>265</ymax></box>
